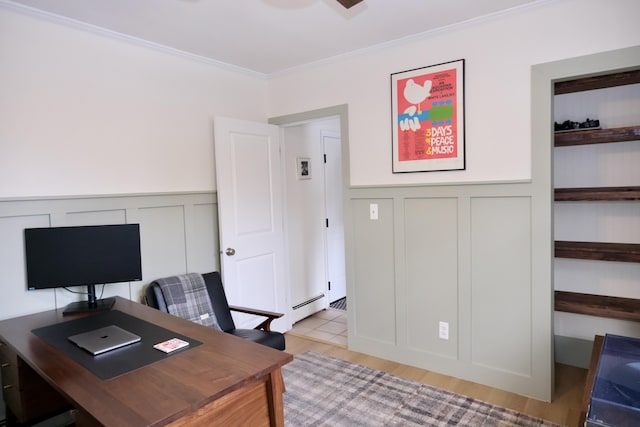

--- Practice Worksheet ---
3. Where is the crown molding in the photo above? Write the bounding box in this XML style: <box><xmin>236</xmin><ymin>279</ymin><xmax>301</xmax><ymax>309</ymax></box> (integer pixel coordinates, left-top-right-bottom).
<box><xmin>0</xmin><ymin>0</ymin><xmax>267</xmax><ymax>80</ymax></box>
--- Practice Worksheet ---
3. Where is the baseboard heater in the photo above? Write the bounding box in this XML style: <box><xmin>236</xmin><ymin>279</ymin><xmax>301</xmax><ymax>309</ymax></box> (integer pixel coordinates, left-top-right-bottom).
<box><xmin>292</xmin><ymin>294</ymin><xmax>325</xmax><ymax>310</ymax></box>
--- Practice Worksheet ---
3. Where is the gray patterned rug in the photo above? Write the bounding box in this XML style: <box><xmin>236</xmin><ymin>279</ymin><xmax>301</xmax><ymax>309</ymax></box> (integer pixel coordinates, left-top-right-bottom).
<box><xmin>282</xmin><ymin>352</ymin><xmax>563</xmax><ymax>426</ymax></box>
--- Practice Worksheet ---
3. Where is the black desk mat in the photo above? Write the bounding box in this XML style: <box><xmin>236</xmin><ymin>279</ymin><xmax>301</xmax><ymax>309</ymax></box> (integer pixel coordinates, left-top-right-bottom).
<box><xmin>32</xmin><ymin>310</ymin><xmax>201</xmax><ymax>380</ymax></box>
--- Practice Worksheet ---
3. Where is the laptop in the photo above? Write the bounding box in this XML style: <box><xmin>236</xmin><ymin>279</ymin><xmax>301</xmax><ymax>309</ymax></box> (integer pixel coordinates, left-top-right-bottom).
<box><xmin>68</xmin><ymin>325</ymin><xmax>141</xmax><ymax>355</ymax></box>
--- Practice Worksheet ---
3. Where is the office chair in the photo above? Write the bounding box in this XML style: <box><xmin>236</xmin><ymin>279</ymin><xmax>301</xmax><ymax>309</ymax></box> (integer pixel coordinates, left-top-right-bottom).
<box><xmin>145</xmin><ymin>271</ymin><xmax>285</xmax><ymax>350</ymax></box>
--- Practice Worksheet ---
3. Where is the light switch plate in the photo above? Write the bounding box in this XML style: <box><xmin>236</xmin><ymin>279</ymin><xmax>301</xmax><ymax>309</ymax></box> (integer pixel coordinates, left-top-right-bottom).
<box><xmin>369</xmin><ymin>203</ymin><xmax>378</xmax><ymax>220</ymax></box>
<box><xmin>439</xmin><ymin>321</ymin><xmax>449</xmax><ymax>340</ymax></box>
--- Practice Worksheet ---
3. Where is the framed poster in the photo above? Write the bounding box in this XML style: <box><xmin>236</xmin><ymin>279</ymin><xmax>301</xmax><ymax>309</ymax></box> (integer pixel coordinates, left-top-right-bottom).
<box><xmin>391</xmin><ymin>59</ymin><xmax>465</xmax><ymax>173</ymax></box>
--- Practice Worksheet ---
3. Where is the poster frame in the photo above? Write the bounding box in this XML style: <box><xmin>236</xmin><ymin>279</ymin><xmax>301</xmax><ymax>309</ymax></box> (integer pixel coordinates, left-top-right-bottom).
<box><xmin>391</xmin><ymin>59</ymin><xmax>465</xmax><ymax>173</ymax></box>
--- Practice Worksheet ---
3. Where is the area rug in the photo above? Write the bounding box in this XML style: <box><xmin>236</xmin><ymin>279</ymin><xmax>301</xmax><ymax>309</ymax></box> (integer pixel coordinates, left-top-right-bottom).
<box><xmin>282</xmin><ymin>352</ymin><xmax>563</xmax><ymax>427</ymax></box>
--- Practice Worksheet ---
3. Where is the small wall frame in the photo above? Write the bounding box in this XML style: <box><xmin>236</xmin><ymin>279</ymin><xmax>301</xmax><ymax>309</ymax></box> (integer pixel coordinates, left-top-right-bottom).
<box><xmin>297</xmin><ymin>157</ymin><xmax>311</xmax><ymax>180</ymax></box>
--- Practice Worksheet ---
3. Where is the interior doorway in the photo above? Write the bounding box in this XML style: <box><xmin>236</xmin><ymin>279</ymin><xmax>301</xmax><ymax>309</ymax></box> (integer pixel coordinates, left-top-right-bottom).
<box><xmin>269</xmin><ymin>105</ymin><xmax>349</xmax><ymax>326</ymax></box>
<box><xmin>281</xmin><ymin>117</ymin><xmax>344</xmax><ymax>324</ymax></box>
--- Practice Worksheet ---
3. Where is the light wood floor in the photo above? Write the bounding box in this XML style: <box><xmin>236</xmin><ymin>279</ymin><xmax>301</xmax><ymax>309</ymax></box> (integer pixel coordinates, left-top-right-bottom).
<box><xmin>284</xmin><ymin>330</ymin><xmax>587</xmax><ymax>427</ymax></box>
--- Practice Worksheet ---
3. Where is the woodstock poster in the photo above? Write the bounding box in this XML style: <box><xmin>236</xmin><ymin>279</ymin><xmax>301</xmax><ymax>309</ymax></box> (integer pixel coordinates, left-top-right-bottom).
<box><xmin>391</xmin><ymin>59</ymin><xmax>465</xmax><ymax>173</ymax></box>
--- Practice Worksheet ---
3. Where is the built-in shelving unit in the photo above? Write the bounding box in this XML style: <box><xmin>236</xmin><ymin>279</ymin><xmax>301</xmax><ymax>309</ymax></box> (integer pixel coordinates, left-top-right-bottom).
<box><xmin>553</xmin><ymin>70</ymin><xmax>640</xmax><ymax>321</ymax></box>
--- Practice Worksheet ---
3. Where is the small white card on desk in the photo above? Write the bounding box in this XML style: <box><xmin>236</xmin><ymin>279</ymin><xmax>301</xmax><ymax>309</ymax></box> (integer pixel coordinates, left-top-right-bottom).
<box><xmin>153</xmin><ymin>338</ymin><xmax>190</xmax><ymax>353</ymax></box>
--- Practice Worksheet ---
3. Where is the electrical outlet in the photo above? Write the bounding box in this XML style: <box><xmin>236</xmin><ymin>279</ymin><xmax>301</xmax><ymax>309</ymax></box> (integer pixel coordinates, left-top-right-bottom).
<box><xmin>369</xmin><ymin>203</ymin><xmax>378</xmax><ymax>220</ymax></box>
<box><xmin>439</xmin><ymin>321</ymin><xmax>449</xmax><ymax>340</ymax></box>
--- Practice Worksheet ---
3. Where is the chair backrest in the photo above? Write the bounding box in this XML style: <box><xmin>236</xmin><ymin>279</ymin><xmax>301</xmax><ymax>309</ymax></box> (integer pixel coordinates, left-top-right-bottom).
<box><xmin>200</xmin><ymin>272</ymin><xmax>236</xmax><ymax>332</ymax></box>
<box><xmin>146</xmin><ymin>272</ymin><xmax>236</xmax><ymax>332</ymax></box>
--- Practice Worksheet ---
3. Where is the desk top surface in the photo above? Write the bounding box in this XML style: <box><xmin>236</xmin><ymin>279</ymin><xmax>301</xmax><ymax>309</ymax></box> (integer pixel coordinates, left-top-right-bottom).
<box><xmin>0</xmin><ymin>296</ymin><xmax>292</xmax><ymax>426</ymax></box>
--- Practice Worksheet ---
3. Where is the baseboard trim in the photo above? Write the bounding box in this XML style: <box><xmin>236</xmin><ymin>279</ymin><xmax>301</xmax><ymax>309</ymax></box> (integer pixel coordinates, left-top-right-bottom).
<box><xmin>554</xmin><ymin>335</ymin><xmax>594</xmax><ymax>369</ymax></box>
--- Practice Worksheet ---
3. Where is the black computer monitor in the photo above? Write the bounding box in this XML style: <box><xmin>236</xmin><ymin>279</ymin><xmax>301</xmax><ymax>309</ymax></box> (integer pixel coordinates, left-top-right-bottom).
<box><xmin>24</xmin><ymin>224</ymin><xmax>142</xmax><ymax>314</ymax></box>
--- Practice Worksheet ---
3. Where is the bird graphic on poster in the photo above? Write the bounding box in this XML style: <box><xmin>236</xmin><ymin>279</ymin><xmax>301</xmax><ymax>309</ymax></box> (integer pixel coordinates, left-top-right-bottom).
<box><xmin>399</xmin><ymin>79</ymin><xmax>432</xmax><ymax>131</ymax></box>
<box><xmin>404</xmin><ymin>79</ymin><xmax>432</xmax><ymax>114</ymax></box>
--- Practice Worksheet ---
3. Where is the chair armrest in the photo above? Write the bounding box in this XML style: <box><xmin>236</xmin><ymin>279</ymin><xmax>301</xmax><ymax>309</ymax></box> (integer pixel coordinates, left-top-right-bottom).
<box><xmin>229</xmin><ymin>305</ymin><xmax>283</xmax><ymax>331</ymax></box>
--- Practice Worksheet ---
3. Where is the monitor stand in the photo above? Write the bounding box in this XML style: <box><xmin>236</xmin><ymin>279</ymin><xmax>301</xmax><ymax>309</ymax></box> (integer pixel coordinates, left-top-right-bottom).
<box><xmin>63</xmin><ymin>297</ymin><xmax>115</xmax><ymax>315</ymax></box>
<box><xmin>63</xmin><ymin>284</ymin><xmax>115</xmax><ymax>315</ymax></box>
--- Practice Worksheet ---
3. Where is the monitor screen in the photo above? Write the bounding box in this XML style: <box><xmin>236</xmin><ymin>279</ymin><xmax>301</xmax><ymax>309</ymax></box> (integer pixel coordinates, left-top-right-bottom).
<box><xmin>25</xmin><ymin>224</ymin><xmax>142</xmax><ymax>290</ymax></box>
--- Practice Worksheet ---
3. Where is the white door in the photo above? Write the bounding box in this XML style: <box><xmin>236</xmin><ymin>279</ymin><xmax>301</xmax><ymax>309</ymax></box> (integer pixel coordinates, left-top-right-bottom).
<box><xmin>323</xmin><ymin>131</ymin><xmax>346</xmax><ymax>303</ymax></box>
<box><xmin>213</xmin><ymin>117</ymin><xmax>289</xmax><ymax>332</ymax></box>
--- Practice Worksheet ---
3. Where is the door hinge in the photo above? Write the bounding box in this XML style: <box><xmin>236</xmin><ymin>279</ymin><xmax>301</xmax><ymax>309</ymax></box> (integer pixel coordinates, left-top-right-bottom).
<box><xmin>325</xmin><ymin>218</ymin><xmax>329</xmax><ymax>227</ymax></box>
<box><xmin>324</xmin><ymin>153</ymin><xmax>327</xmax><ymax>164</ymax></box>
<box><xmin>328</xmin><ymin>281</ymin><xmax>331</xmax><ymax>290</ymax></box>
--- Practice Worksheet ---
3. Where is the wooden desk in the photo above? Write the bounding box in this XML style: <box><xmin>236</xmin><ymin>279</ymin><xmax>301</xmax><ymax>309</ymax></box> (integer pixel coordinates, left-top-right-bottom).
<box><xmin>0</xmin><ymin>297</ymin><xmax>292</xmax><ymax>426</ymax></box>
<box><xmin>579</xmin><ymin>335</ymin><xmax>604</xmax><ymax>427</ymax></box>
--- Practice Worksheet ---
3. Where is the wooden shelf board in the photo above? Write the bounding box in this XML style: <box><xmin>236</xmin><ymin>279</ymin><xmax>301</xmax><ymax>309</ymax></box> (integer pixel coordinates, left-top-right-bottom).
<box><xmin>554</xmin><ymin>125</ymin><xmax>640</xmax><ymax>147</ymax></box>
<box><xmin>555</xmin><ymin>69</ymin><xmax>640</xmax><ymax>94</ymax></box>
<box><xmin>555</xmin><ymin>291</ymin><xmax>640</xmax><ymax>321</ymax></box>
<box><xmin>555</xmin><ymin>186</ymin><xmax>640</xmax><ymax>201</ymax></box>
<box><xmin>555</xmin><ymin>241</ymin><xmax>640</xmax><ymax>263</ymax></box>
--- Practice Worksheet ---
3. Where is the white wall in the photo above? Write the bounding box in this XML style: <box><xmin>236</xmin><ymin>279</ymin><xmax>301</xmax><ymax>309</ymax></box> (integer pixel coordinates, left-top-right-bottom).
<box><xmin>3</xmin><ymin>1</ymin><xmax>638</xmax><ymax>195</ymax></box>
<box><xmin>267</xmin><ymin>0</ymin><xmax>640</xmax><ymax>187</ymax></box>
<box><xmin>0</xmin><ymin>7</ymin><xmax>268</xmax><ymax>198</ymax></box>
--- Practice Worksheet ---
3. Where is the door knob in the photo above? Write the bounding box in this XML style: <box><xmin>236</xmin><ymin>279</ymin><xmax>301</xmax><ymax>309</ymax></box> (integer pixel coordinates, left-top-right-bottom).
<box><xmin>225</xmin><ymin>248</ymin><xmax>236</xmax><ymax>256</ymax></box>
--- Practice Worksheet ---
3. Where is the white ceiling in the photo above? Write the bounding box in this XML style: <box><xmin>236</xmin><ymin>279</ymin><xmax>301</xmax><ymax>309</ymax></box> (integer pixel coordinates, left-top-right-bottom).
<box><xmin>5</xmin><ymin>0</ymin><xmax>544</xmax><ymax>75</ymax></box>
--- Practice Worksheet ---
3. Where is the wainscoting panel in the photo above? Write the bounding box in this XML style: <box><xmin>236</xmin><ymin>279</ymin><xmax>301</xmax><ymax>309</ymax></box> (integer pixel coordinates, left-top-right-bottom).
<box><xmin>351</xmin><ymin>198</ymin><xmax>397</xmax><ymax>346</ymax></box>
<box><xmin>0</xmin><ymin>192</ymin><xmax>218</xmax><ymax>320</ymax></box>
<box><xmin>403</xmin><ymin>197</ymin><xmax>458</xmax><ymax>359</ymax></box>
<box><xmin>346</xmin><ymin>183</ymin><xmax>552</xmax><ymax>401</ymax></box>
<box><xmin>187</xmin><ymin>202</ymin><xmax>219</xmax><ymax>275</ymax></box>
<box><xmin>0</xmin><ymin>214</ymin><xmax>54</xmax><ymax>316</ymax></box>
<box><xmin>470</xmin><ymin>196</ymin><xmax>532</xmax><ymax>376</ymax></box>
<box><xmin>137</xmin><ymin>205</ymin><xmax>189</xmax><ymax>283</ymax></box>
<box><xmin>65</xmin><ymin>209</ymin><xmax>127</xmax><ymax>225</ymax></box>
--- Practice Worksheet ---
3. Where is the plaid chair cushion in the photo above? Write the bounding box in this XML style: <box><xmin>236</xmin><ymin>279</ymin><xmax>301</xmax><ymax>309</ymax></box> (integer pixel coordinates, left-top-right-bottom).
<box><xmin>154</xmin><ymin>273</ymin><xmax>221</xmax><ymax>330</ymax></box>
